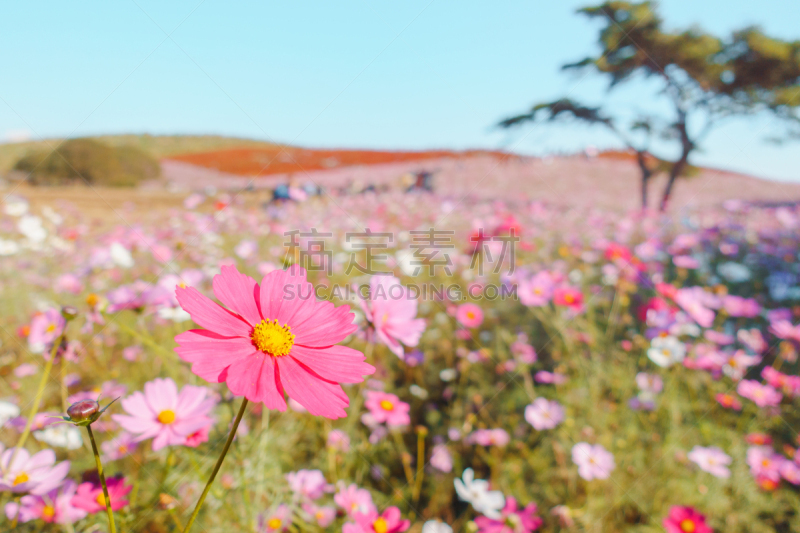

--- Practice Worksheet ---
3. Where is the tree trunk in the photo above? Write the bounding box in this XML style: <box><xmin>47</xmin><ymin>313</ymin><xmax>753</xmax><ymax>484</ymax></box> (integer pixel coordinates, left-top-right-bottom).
<box><xmin>660</xmin><ymin>111</ymin><xmax>692</xmax><ymax>212</ymax></box>
<box><xmin>636</xmin><ymin>150</ymin><xmax>653</xmax><ymax>211</ymax></box>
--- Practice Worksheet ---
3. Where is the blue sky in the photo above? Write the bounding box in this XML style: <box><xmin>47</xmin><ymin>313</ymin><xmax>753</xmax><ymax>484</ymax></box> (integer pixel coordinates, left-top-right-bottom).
<box><xmin>0</xmin><ymin>0</ymin><xmax>798</xmax><ymax>181</ymax></box>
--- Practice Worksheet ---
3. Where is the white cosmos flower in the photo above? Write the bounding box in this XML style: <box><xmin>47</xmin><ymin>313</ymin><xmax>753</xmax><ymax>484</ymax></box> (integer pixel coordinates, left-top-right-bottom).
<box><xmin>3</xmin><ymin>196</ymin><xmax>29</xmax><ymax>217</ymax></box>
<box><xmin>157</xmin><ymin>306</ymin><xmax>191</xmax><ymax>322</ymax></box>
<box><xmin>18</xmin><ymin>215</ymin><xmax>46</xmax><ymax>243</ymax></box>
<box><xmin>0</xmin><ymin>401</ymin><xmax>21</xmax><ymax>427</ymax></box>
<box><xmin>453</xmin><ymin>468</ymin><xmax>505</xmax><ymax>519</ymax></box>
<box><xmin>0</xmin><ymin>239</ymin><xmax>20</xmax><ymax>256</ymax></box>
<box><xmin>109</xmin><ymin>242</ymin><xmax>134</xmax><ymax>268</ymax></box>
<box><xmin>647</xmin><ymin>335</ymin><xmax>686</xmax><ymax>368</ymax></box>
<box><xmin>422</xmin><ymin>521</ymin><xmax>452</xmax><ymax>533</ymax></box>
<box><xmin>34</xmin><ymin>424</ymin><xmax>83</xmax><ymax>450</ymax></box>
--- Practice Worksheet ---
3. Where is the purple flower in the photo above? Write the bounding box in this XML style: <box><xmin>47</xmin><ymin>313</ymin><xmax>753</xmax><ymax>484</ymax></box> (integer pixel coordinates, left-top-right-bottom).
<box><xmin>524</xmin><ymin>398</ymin><xmax>565</xmax><ymax>430</ymax></box>
<box><xmin>572</xmin><ymin>443</ymin><xmax>615</xmax><ymax>480</ymax></box>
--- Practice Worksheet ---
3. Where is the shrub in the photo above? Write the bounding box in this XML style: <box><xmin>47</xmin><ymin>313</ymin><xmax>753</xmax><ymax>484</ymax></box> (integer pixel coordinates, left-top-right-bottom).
<box><xmin>13</xmin><ymin>138</ymin><xmax>160</xmax><ymax>186</ymax></box>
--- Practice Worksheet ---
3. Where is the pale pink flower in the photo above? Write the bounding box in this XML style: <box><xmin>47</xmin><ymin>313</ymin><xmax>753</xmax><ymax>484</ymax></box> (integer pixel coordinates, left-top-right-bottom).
<box><xmin>303</xmin><ymin>503</ymin><xmax>336</xmax><ymax>527</ymax></box>
<box><xmin>737</xmin><ymin>380</ymin><xmax>782</xmax><ymax>407</ymax></box>
<box><xmin>28</xmin><ymin>309</ymin><xmax>65</xmax><ymax>354</ymax></box>
<box><xmin>0</xmin><ymin>445</ymin><xmax>70</xmax><ymax>495</ymax></box>
<box><xmin>518</xmin><ymin>271</ymin><xmax>554</xmax><ymax>307</ymax></box>
<box><xmin>688</xmin><ymin>446</ymin><xmax>732</xmax><ymax>478</ymax></box>
<box><xmin>747</xmin><ymin>446</ymin><xmax>784</xmax><ymax>481</ymax></box>
<box><xmin>327</xmin><ymin>429</ymin><xmax>350</xmax><ymax>452</ymax></box>
<box><xmin>430</xmin><ymin>444</ymin><xmax>453</xmax><ymax>473</ymax></box>
<box><xmin>525</xmin><ymin>398</ymin><xmax>565</xmax><ymax>430</ymax></box>
<box><xmin>112</xmin><ymin>378</ymin><xmax>216</xmax><ymax>451</ymax></box>
<box><xmin>101</xmin><ymin>432</ymin><xmax>138</xmax><ymax>462</ymax></box>
<box><xmin>286</xmin><ymin>469</ymin><xmax>331</xmax><ymax>500</ymax></box>
<box><xmin>175</xmin><ymin>265</ymin><xmax>374</xmax><ymax>418</ymax></box>
<box><xmin>572</xmin><ymin>443</ymin><xmax>615</xmax><ymax>480</ymax></box>
<box><xmin>474</xmin><ymin>497</ymin><xmax>543</xmax><ymax>533</ymax></box>
<box><xmin>4</xmin><ymin>480</ymin><xmax>86</xmax><ymax>525</ymax></box>
<box><xmin>469</xmin><ymin>429</ymin><xmax>510</xmax><ymax>447</ymax></box>
<box><xmin>334</xmin><ymin>483</ymin><xmax>376</xmax><ymax>517</ymax></box>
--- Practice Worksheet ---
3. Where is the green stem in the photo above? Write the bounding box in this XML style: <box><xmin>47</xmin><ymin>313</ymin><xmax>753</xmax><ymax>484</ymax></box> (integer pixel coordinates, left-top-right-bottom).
<box><xmin>6</xmin><ymin>335</ymin><xmax>63</xmax><ymax>471</ymax></box>
<box><xmin>87</xmin><ymin>425</ymin><xmax>116</xmax><ymax>533</ymax></box>
<box><xmin>184</xmin><ymin>398</ymin><xmax>249</xmax><ymax>533</ymax></box>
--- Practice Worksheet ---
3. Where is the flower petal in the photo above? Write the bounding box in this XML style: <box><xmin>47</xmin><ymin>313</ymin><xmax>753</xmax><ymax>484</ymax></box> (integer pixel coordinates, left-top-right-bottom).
<box><xmin>289</xmin><ymin>345</ymin><xmax>374</xmax><ymax>384</ymax></box>
<box><xmin>212</xmin><ymin>265</ymin><xmax>262</xmax><ymax>325</ymax></box>
<box><xmin>275</xmin><ymin>356</ymin><xmax>349</xmax><ymax>419</ymax></box>
<box><xmin>176</xmin><ymin>286</ymin><xmax>251</xmax><ymax>337</ymax></box>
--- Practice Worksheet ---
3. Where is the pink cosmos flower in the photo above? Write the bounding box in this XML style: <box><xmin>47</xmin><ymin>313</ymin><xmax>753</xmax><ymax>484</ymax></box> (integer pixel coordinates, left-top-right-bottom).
<box><xmin>674</xmin><ymin>287</ymin><xmax>716</xmax><ymax>328</ymax></box>
<box><xmin>571</xmin><ymin>443</ymin><xmax>615</xmax><ymax>480</ymax></box>
<box><xmin>334</xmin><ymin>483</ymin><xmax>376</xmax><ymax>517</ymax></box>
<box><xmin>663</xmin><ymin>506</ymin><xmax>712</xmax><ymax>533</ymax></box>
<box><xmin>474</xmin><ymin>497</ymin><xmax>543</xmax><ymax>533</ymax></box>
<box><xmin>688</xmin><ymin>446</ymin><xmax>732</xmax><ymax>478</ymax></box>
<box><xmin>715</xmin><ymin>393</ymin><xmax>742</xmax><ymax>411</ymax></box>
<box><xmin>262</xmin><ymin>504</ymin><xmax>291</xmax><ymax>532</ymax></box>
<box><xmin>553</xmin><ymin>286</ymin><xmax>583</xmax><ymax>311</ymax></box>
<box><xmin>430</xmin><ymin>443</ymin><xmax>453</xmax><ymax>472</ymax></box>
<box><xmin>737</xmin><ymin>380</ymin><xmax>783</xmax><ymax>407</ymax></box>
<box><xmin>175</xmin><ymin>265</ymin><xmax>374</xmax><ymax>418</ymax></box>
<box><xmin>762</xmin><ymin>367</ymin><xmax>800</xmax><ymax>397</ymax></box>
<box><xmin>360</xmin><ymin>275</ymin><xmax>426</xmax><ymax>358</ymax></box>
<box><xmin>747</xmin><ymin>446</ymin><xmax>784</xmax><ymax>481</ymax></box>
<box><xmin>327</xmin><ymin>429</ymin><xmax>350</xmax><ymax>452</ymax></box>
<box><xmin>524</xmin><ymin>398</ymin><xmax>565</xmax><ymax>430</ymax></box>
<box><xmin>112</xmin><ymin>378</ymin><xmax>216</xmax><ymax>451</ymax></box>
<box><xmin>55</xmin><ymin>273</ymin><xmax>84</xmax><ymax>295</ymax></box>
<box><xmin>364</xmin><ymin>391</ymin><xmax>410</xmax><ymax>427</ymax></box>
<box><xmin>28</xmin><ymin>308</ymin><xmax>65</xmax><ymax>354</ymax></box>
<box><xmin>72</xmin><ymin>476</ymin><xmax>132</xmax><ymax>513</ymax></box>
<box><xmin>456</xmin><ymin>303</ymin><xmax>484</xmax><ymax>328</ymax></box>
<box><xmin>286</xmin><ymin>469</ymin><xmax>331</xmax><ymax>500</ymax></box>
<box><xmin>469</xmin><ymin>429</ymin><xmax>510</xmax><ymax>447</ymax></box>
<box><xmin>344</xmin><ymin>506</ymin><xmax>410</xmax><ymax>533</ymax></box>
<box><xmin>4</xmin><ymin>480</ymin><xmax>86</xmax><ymax>525</ymax></box>
<box><xmin>534</xmin><ymin>371</ymin><xmax>567</xmax><ymax>385</ymax></box>
<box><xmin>101</xmin><ymin>432</ymin><xmax>138</xmax><ymax>462</ymax></box>
<box><xmin>303</xmin><ymin>503</ymin><xmax>336</xmax><ymax>527</ymax></box>
<box><xmin>0</xmin><ymin>445</ymin><xmax>70</xmax><ymax>495</ymax></box>
<box><xmin>518</xmin><ymin>271</ymin><xmax>554</xmax><ymax>307</ymax></box>
<box><xmin>738</xmin><ymin>328</ymin><xmax>767</xmax><ymax>353</ymax></box>
<box><xmin>722</xmin><ymin>295</ymin><xmax>760</xmax><ymax>318</ymax></box>
<box><xmin>769</xmin><ymin>320</ymin><xmax>800</xmax><ymax>343</ymax></box>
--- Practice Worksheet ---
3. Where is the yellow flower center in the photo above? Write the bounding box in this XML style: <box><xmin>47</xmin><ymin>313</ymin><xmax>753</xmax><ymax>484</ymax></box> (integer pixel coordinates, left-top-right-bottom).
<box><xmin>96</xmin><ymin>493</ymin><xmax>107</xmax><ymax>508</ymax></box>
<box><xmin>466</xmin><ymin>311</ymin><xmax>475</xmax><ymax>320</ymax></box>
<box><xmin>118</xmin><ymin>445</ymin><xmax>128</xmax><ymax>454</ymax></box>
<box><xmin>564</xmin><ymin>294</ymin><xmax>575</xmax><ymax>304</ymax></box>
<box><xmin>13</xmin><ymin>472</ymin><xmax>29</xmax><ymax>486</ymax></box>
<box><xmin>680</xmin><ymin>519</ymin><xmax>696</xmax><ymax>533</ymax></box>
<box><xmin>42</xmin><ymin>505</ymin><xmax>56</xmax><ymax>519</ymax></box>
<box><xmin>158</xmin><ymin>410</ymin><xmax>176</xmax><ymax>424</ymax></box>
<box><xmin>86</xmin><ymin>293</ymin><xmax>99</xmax><ymax>307</ymax></box>
<box><xmin>380</xmin><ymin>400</ymin><xmax>395</xmax><ymax>411</ymax></box>
<box><xmin>267</xmin><ymin>518</ymin><xmax>282</xmax><ymax>530</ymax></box>
<box><xmin>251</xmin><ymin>319</ymin><xmax>295</xmax><ymax>356</ymax></box>
<box><xmin>46</xmin><ymin>323</ymin><xmax>56</xmax><ymax>333</ymax></box>
<box><xmin>373</xmin><ymin>517</ymin><xmax>389</xmax><ymax>533</ymax></box>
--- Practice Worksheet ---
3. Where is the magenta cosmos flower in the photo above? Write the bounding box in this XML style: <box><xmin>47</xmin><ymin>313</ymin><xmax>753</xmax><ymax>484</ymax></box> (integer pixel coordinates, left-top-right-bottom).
<box><xmin>112</xmin><ymin>378</ymin><xmax>215</xmax><ymax>451</ymax></box>
<box><xmin>72</xmin><ymin>476</ymin><xmax>132</xmax><ymax>513</ymax></box>
<box><xmin>360</xmin><ymin>275</ymin><xmax>426</xmax><ymax>358</ymax></box>
<box><xmin>474</xmin><ymin>497</ymin><xmax>543</xmax><ymax>533</ymax></box>
<box><xmin>663</xmin><ymin>506</ymin><xmax>712</xmax><ymax>533</ymax></box>
<box><xmin>0</xmin><ymin>445</ymin><xmax>70</xmax><ymax>495</ymax></box>
<box><xmin>175</xmin><ymin>265</ymin><xmax>375</xmax><ymax>419</ymax></box>
<box><xmin>344</xmin><ymin>506</ymin><xmax>410</xmax><ymax>533</ymax></box>
<box><xmin>364</xmin><ymin>391</ymin><xmax>410</xmax><ymax>427</ymax></box>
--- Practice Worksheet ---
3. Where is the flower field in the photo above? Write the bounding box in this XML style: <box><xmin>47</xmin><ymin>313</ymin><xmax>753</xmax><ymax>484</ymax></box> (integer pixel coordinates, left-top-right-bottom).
<box><xmin>1</xmin><ymin>188</ymin><xmax>799</xmax><ymax>533</ymax></box>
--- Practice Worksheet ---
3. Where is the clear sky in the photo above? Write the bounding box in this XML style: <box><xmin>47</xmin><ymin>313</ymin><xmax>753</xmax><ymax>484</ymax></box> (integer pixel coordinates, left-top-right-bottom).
<box><xmin>0</xmin><ymin>0</ymin><xmax>798</xmax><ymax>181</ymax></box>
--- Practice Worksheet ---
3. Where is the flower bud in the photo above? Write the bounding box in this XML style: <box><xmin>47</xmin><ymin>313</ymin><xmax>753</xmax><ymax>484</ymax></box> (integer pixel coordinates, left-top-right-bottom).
<box><xmin>61</xmin><ymin>306</ymin><xmax>79</xmax><ymax>321</ymax></box>
<box><xmin>67</xmin><ymin>399</ymin><xmax>99</xmax><ymax>424</ymax></box>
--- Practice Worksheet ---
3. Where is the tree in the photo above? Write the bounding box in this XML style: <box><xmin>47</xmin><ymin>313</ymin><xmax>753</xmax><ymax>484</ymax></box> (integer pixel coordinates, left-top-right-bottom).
<box><xmin>499</xmin><ymin>1</ymin><xmax>800</xmax><ymax>210</ymax></box>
